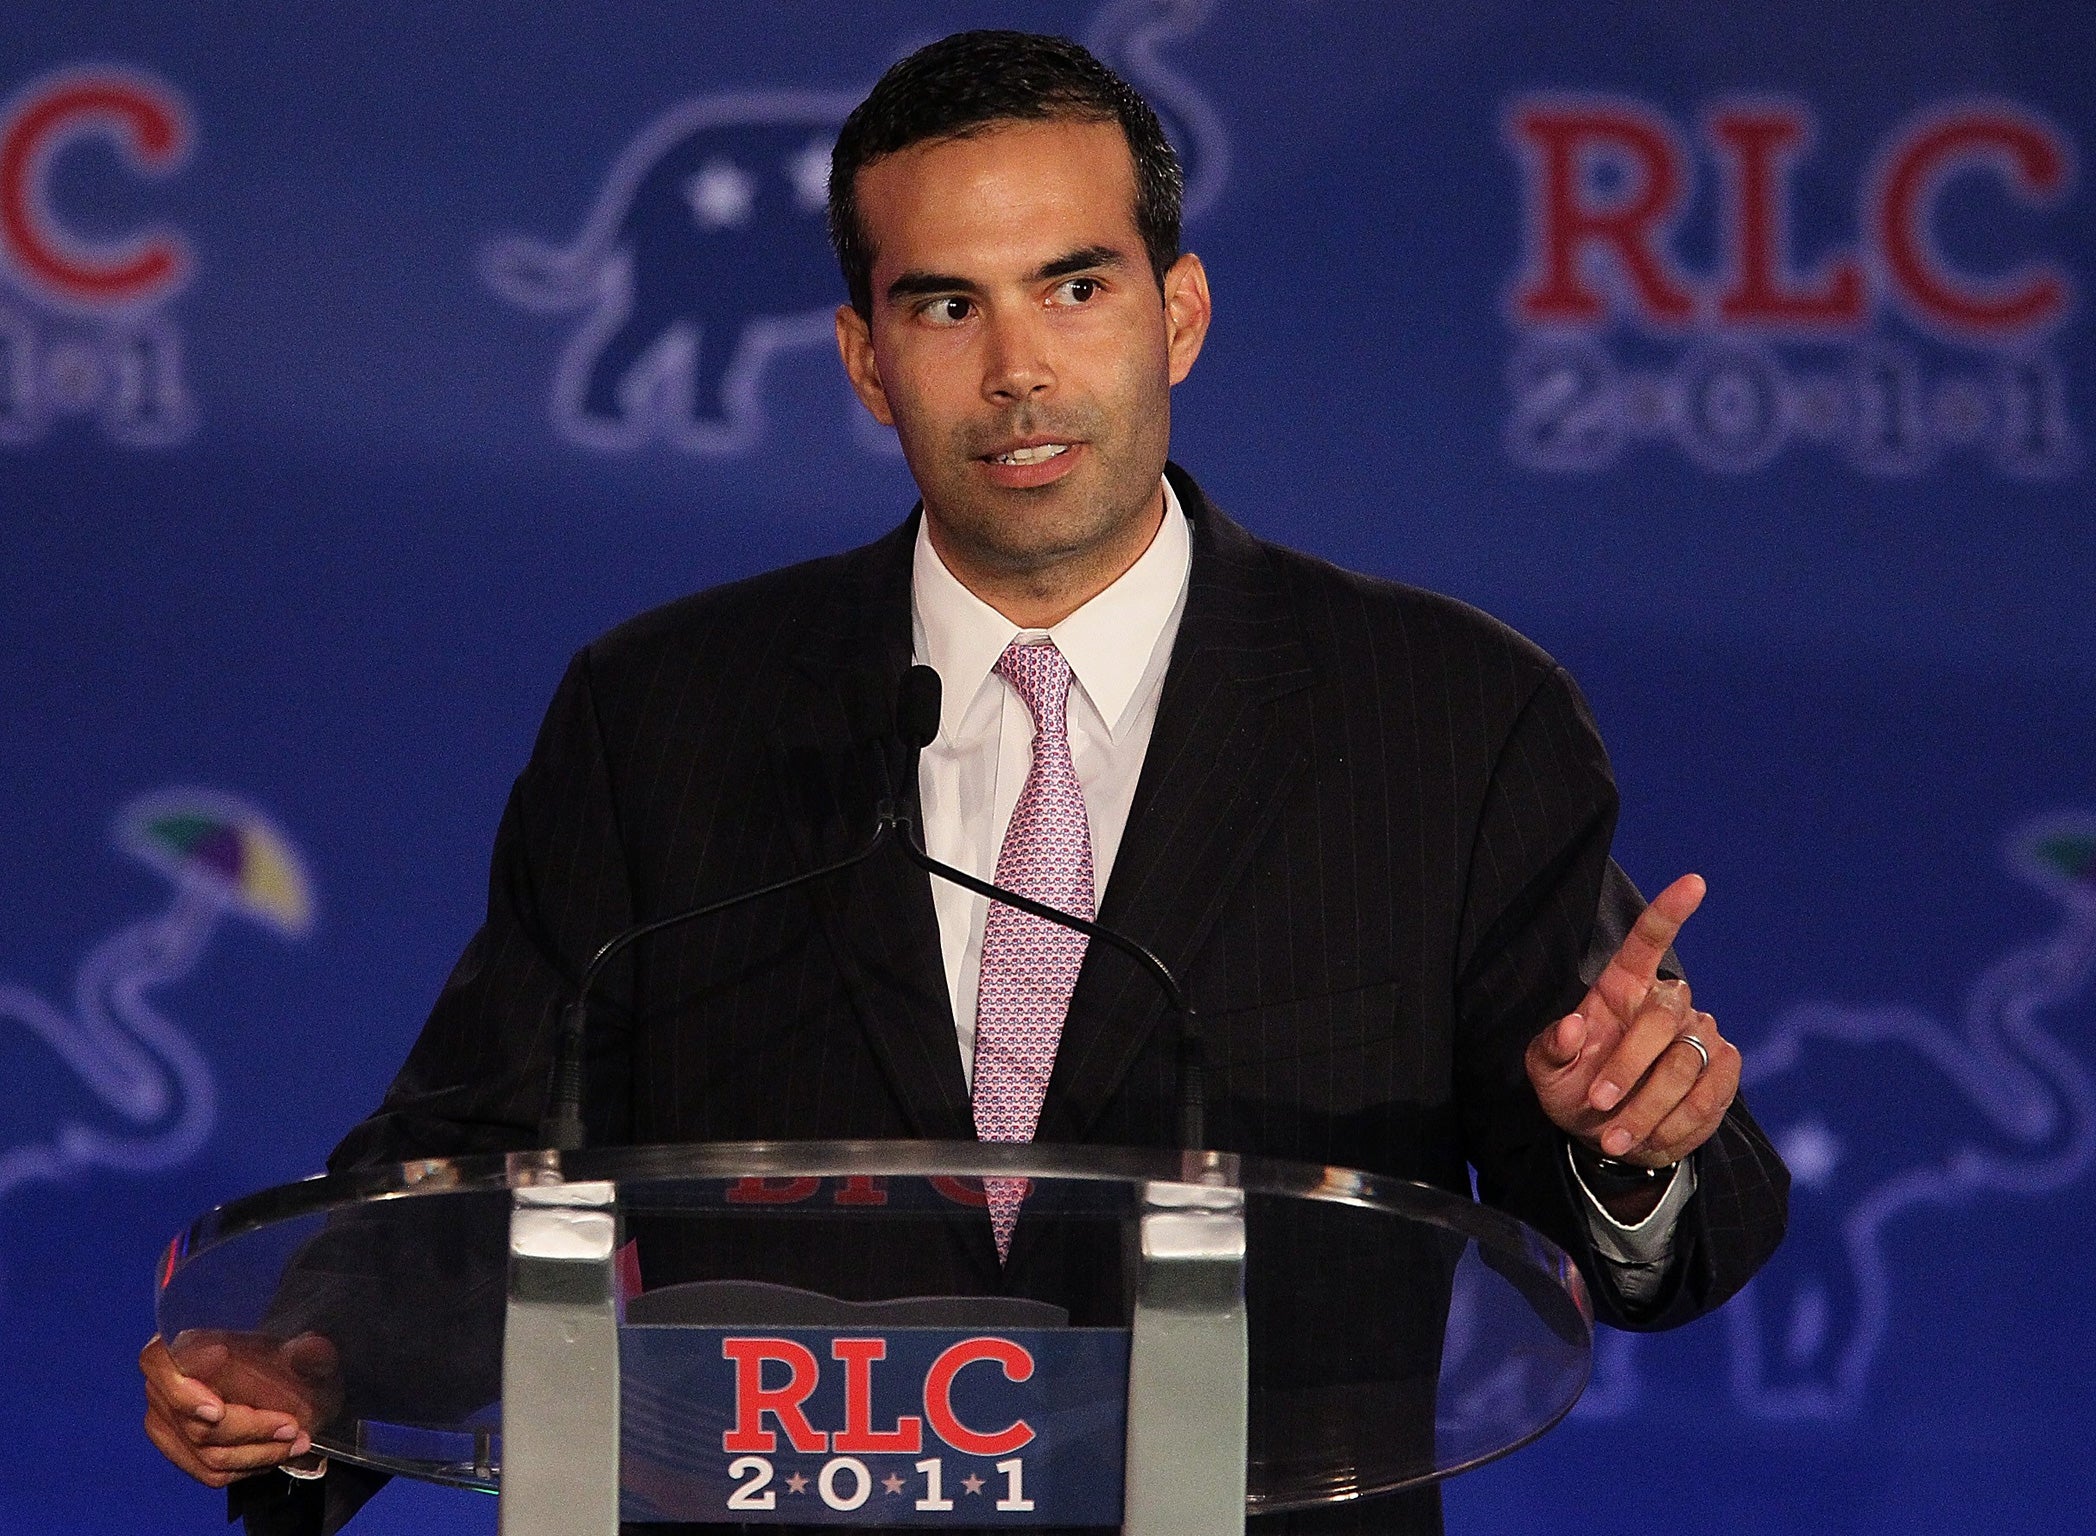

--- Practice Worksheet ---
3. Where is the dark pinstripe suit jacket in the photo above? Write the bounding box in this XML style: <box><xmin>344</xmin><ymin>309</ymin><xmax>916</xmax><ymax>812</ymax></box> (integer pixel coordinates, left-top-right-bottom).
<box><xmin>246</xmin><ymin>465</ymin><xmax>1785</xmax><ymax>1535</ymax></box>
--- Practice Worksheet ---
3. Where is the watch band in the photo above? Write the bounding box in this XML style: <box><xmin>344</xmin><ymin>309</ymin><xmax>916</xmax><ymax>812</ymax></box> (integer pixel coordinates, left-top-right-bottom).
<box><xmin>1581</xmin><ymin>1150</ymin><xmax>1678</xmax><ymax>1196</ymax></box>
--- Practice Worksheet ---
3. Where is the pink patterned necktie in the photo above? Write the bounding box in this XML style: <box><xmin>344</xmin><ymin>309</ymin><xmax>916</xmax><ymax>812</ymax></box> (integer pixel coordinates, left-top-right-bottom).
<box><xmin>973</xmin><ymin>638</ymin><xmax>1095</xmax><ymax>1261</ymax></box>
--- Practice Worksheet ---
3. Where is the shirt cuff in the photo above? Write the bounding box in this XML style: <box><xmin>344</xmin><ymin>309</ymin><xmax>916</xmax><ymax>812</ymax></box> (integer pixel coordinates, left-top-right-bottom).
<box><xmin>1566</xmin><ymin>1145</ymin><xmax>1697</xmax><ymax>1304</ymax></box>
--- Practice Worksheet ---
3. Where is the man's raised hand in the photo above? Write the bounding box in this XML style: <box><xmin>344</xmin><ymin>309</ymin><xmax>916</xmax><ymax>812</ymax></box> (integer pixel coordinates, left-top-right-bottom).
<box><xmin>1525</xmin><ymin>873</ymin><xmax>1742</xmax><ymax>1167</ymax></box>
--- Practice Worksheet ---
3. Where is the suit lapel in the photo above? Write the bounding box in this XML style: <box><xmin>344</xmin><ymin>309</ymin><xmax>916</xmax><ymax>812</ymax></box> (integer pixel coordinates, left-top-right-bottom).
<box><xmin>1033</xmin><ymin>469</ymin><xmax>1317</xmax><ymax>1144</ymax></box>
<box><xmin>769</xmin><ymin>516</ymin><xmax>976</xmax><ymax>1144</ymax></box>
<box><xmin>765</xmin><ymin>476</ymin><xmax>1316</xmax><ymax>1268</ymax></box>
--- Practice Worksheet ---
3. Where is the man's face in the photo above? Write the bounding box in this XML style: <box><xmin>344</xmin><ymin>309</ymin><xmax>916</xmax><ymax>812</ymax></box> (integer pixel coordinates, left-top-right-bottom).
<box><xmin>835</xmin><ymin>118</ymin><xmax>1209</xmax><ymax>606</ymax></box>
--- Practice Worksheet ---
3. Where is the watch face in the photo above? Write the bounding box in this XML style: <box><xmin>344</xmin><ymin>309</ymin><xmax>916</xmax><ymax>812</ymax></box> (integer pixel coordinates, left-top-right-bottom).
<box><xmin>1605</xmin><ymin>1166</ymin><xmax>1666</xmax><ymax>1183</ymax></box>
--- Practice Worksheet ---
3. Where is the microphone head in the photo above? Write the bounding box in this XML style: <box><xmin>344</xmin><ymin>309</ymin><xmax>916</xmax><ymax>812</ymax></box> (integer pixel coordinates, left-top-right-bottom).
<box><xmin>898</xmin><ymin>665</ymin><xmax>942</xmax><ymax>753</ymax></box>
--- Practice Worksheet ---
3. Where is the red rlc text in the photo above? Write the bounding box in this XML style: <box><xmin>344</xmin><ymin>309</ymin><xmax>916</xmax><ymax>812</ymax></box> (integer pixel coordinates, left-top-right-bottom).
<box><xmin>0</xmin><ymin>68</ymin><xmax>192</xmax><ymax>309</ymax></box>
<box><xmin>1507</xmin><ymin>95</ymin><xmax>2075</xmax><ymax>340</ymax></box>
<box><xmin>720</xmin><ymin>1335</ymin><xmax>1037</xmax><ymax>1459</ymax></box>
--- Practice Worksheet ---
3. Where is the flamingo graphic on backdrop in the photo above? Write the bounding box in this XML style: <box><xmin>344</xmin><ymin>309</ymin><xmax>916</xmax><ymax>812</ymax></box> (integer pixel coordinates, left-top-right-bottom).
<box><xmin>0</xmin><ymin>788</ymin><xmax>313</xmax><ymax>1208</ymax></box>
<box><xmin>1577</xmin><ymin>811</ymin><xmax>2096</xmax><ymax>1420</ymax></box>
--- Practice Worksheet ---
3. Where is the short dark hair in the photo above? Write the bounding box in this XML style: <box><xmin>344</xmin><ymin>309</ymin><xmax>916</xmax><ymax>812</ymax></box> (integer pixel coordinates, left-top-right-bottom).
<box><xmin>828</xmin><ymin>30</ymin><xmax>1184</xmax><ymax>320</ymax></box>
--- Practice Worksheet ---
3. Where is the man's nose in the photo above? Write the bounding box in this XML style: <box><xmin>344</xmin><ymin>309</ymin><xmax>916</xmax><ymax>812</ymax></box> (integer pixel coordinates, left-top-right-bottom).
<box><xmin>979</xmin><ymin>307</ymin><xmax>1056</xmax><ymax>404</ymax></box>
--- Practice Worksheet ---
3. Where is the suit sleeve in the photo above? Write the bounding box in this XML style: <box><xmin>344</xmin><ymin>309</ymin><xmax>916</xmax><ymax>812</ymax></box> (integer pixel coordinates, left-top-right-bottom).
<box><xmin>328</xmin><ymin>646</ymin><xmax>638</xmax><ymax>1168</ymax></box>
<box><xmin>1451</xmin><ymin>664</ymin><xmax>1787</xmax><ymax>1330</ymax></box>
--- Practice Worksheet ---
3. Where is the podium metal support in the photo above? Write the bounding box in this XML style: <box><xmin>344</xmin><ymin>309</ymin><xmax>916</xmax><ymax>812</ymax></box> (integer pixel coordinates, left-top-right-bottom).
<box><xmin>1123</xmin><ymin>1178</ymin><xmax>1248</xmax><ymax>1536</ymax></box>
<box><xmin>500</xmin><ymin>1178</ymin><xmax>620</xmax><ymax>1536</ymax></box>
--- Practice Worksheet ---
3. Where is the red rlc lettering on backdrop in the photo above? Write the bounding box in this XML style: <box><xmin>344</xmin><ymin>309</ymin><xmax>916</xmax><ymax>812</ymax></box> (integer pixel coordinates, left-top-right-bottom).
<box><xmin>1506</xmin><ymin>100</ymin><xmax>1697</xmax><ymax>325</ymax></box>
<box><xmin>0</xmin><ymin>68</ymin><xmax>192</xmax><ymax>309</ymax></box>
<box><xmin>1710</xmin><ymin>106</ymin><xmax>1866</xmax><ymax>326</ymax></box>
<box><xmin>1508</xmin><ymin>95</ymin><xmax>2075</xmax><ymax>339</ymax></box>
<box><xmin>1875</xmin><ymin>108</ymin><xmax>2072</xmax><ymax>334</ymax></box>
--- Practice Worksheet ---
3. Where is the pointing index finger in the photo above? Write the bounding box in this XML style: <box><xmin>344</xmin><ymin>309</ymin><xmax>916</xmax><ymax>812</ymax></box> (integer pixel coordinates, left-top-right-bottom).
<box><xmin>1599</xmin><ymin>873</ymin><xmax>1705</xmax><ymax>1007</ymax></box>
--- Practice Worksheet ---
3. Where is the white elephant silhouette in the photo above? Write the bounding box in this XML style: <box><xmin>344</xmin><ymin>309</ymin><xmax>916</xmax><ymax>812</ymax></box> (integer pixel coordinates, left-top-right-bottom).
<box><xmin>479</xmin><ymin>0</ymin><xmax>1232</xmax><ymax>455</ymax></box>
<box><xmin>1578</xmin><ymin>811</ymin><xmax>2096</xmax><ymax>1420</ymax></box>
<box><xmin>0</xmin><ymin>788</ymin><xmax>313</xmax><ymax>1211</ymax></box>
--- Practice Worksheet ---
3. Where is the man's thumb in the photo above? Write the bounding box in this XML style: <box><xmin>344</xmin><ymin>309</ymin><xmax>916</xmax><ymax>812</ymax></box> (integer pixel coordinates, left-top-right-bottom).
<box><xmin>1530</xmin><ymin>1012</ymin><xmax>1586</xmax><ymax>1075</ymax></box>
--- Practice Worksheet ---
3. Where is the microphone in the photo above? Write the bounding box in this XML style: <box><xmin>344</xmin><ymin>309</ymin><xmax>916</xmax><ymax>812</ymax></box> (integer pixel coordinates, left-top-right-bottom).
<box><xmin>883</xmin><ymin>665</ymin><xmax>1209</xmax><ymax>1151</ymax></box>
<box><xmin>897</xmin><ymin>664</ymin><xmax>942</xmax><ymax>756</ymax></box>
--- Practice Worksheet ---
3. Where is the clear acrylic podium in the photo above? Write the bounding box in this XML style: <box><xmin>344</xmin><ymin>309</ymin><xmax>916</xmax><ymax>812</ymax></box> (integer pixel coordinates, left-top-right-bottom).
<box><xmin>156</xmin><ymin>1143</ymin><xmax>1593</xmax><ymax>1532</ymax></box>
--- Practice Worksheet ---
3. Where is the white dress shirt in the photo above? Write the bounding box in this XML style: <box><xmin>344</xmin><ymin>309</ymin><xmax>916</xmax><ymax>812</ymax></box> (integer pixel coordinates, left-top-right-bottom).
<box><xmin>908</xmin><ymin>478</ymin><xmax>1687</xmax><ymax>1294</ymax></box>
<box><xmin>912</xmin><ymin>480</ymin><xmax>1191</xmax><ymax>1078</ymax></box>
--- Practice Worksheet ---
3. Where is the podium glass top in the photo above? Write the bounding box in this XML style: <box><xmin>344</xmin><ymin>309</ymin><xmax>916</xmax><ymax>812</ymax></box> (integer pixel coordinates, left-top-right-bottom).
<box><xmin>156</xmin><ymin>1142</ymin><xmax>1591</xmax><ymax>1516</ymax></box>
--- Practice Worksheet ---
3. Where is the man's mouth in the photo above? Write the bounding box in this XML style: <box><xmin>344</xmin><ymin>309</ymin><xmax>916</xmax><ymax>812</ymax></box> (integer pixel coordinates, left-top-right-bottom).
<box><xmin>986</xmin><ymin>443</ymin><xmax>1072</xmax><ymax>466</ymax></box>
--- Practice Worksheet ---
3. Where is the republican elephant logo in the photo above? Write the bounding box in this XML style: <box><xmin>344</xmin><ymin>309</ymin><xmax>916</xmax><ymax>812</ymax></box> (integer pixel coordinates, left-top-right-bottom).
<box><xmin>1578</xmin><ymin>810</ymin><xmax>2096</xmax><ymax>1420</ymax></box>
<box><xmin>479</xmin><ymin>0</ymin><xmax>1230</xmax><ymax>455</ymax></box>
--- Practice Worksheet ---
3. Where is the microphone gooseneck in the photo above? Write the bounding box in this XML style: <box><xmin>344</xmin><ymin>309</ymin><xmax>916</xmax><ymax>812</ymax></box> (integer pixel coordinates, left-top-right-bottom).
<box><xmin>541</xmin><ymin>662</ymin><xmax>1209</xmax><ymax>1154</ymax></box>
<box><xmin>539</xmin><ymin>817</ymin><xmax>892</xmax><ymax>1151</ymax></box>
<box><xmin>539</xmin><ymin>668</ymin><xmax>934</xmax><ymax>1152</ymax></box>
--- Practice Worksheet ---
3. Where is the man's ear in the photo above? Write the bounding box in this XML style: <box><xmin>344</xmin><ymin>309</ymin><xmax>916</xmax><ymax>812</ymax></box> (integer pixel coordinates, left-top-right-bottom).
<box><xmin>834</xmin><ymin>304</ymin><xmax>895</xmax><ymax>427</ymax></box>
<box><xmin>1162</xmin><ymin>252</ymin><xmax>1212</xmax><ymax>386</ymax></box>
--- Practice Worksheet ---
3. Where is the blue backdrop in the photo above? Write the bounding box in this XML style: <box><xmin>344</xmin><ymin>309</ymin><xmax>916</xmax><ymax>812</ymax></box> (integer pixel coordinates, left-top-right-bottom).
<box><xmin>3</xmin><ymin>3</ymin><xmax>2091</xmax><ymax>1531</ymax></box>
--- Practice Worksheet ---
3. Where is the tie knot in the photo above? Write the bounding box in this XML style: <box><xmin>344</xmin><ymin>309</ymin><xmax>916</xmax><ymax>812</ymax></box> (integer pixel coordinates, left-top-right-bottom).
<box><xmin>995</xmin><ymin>639</ymin><xmax>1074</xmax><ymax>729</ymax></box>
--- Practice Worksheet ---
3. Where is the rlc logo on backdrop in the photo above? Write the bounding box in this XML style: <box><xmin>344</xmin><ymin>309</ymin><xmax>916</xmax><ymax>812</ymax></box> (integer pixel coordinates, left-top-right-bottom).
<box><xmin>0</xmin><ymin>66</ymin><xmax>198</xmax><ymax>447</ymax></box>
<box><xmin>1503</xmin><ymin>96</ymin><xmax>2080</xmax><ymax>478</ymax></box>
<box><xmin>0</xmin><ymin>790</ymin><xmax>313</xmax><ymax>1224</ymax></box>
<box><xmin>479</xmin><ymin>0</ymin><xmax>1229</xmax><ymax>456</ymax></box>
<box><xmin>1579</xmin><ymin>811</ymin><xmax>2096</xmax><ymax>1421</ymax></box>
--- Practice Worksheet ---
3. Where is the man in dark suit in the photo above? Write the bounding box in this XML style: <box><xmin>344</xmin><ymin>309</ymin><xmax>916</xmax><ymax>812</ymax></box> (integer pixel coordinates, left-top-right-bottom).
<box><xmin>142</xmin><ymin>29</ymin><xmax>1786</xmax><ymax>1534</ymax></box>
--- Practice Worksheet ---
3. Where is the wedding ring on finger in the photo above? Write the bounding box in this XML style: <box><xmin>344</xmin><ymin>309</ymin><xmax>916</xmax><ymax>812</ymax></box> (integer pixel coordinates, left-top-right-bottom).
<box><xmin>1674</xmin><ymin>1033</ymin><xmax>1711</xmax><ymax>1073</ymax></box>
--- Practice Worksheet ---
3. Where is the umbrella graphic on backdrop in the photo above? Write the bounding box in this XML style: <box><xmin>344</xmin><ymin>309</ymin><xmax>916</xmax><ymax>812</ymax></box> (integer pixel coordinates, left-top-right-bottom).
<box><xmin>0</xmin><ymin>788</ymin><xmax>314</xmax><ymax>1209</ymax></box>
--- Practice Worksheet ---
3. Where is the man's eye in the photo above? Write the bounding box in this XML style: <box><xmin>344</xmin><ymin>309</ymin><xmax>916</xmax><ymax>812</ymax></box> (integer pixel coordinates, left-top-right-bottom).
<box><xmin>1052</xmin><ymin>277</ymin><xmax>1101</xmax><ymax>305</ymax></box>
<box><xmin>922</xmin><ymin>296</ymin><xmax>973</xmax><ymax>326</ymax></box>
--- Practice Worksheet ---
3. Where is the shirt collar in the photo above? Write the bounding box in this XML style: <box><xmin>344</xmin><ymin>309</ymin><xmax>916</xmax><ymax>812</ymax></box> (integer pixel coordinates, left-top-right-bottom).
<box><xmin>912</xmin><ymin>478</ymin><xmax>1192</xmax><ymax>743</ymax></box>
